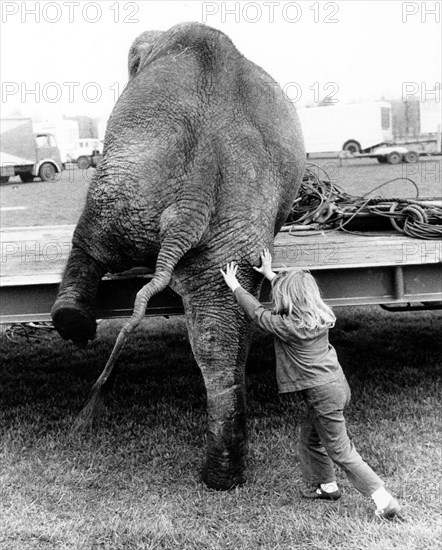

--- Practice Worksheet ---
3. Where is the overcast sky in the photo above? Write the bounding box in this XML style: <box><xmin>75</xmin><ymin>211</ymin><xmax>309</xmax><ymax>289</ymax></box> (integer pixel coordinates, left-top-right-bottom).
<box><xmin>1</xmin><ymin>0</ymin><xmax>441</xmax><ymax>124</ymax></box>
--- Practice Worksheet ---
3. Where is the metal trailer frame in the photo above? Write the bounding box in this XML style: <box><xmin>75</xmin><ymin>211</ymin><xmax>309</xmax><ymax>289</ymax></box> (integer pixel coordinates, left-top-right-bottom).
<box><xmin>1</xmin><ymin>262</ymin><xmax>442</xmax><ymax>325</ymax></box>
<box><xmin>1</xmin><ymin>225</ymin><xmax>441</xmax><ymax>324</ymax></box>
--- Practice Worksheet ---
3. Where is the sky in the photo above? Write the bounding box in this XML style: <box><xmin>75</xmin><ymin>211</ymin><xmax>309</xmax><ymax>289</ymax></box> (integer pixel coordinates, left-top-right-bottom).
<box><xmin>1</xmin><ymin>0</ymin><xmax>441</xmax><ymax>126</ymax></box>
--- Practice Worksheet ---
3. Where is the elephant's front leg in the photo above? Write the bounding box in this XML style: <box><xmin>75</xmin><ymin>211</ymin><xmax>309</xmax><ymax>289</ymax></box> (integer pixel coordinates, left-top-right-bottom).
<box><xmin>183</xmin><ymin>294</ymin><xmax>252</xmax><ymax>490</ymax></box>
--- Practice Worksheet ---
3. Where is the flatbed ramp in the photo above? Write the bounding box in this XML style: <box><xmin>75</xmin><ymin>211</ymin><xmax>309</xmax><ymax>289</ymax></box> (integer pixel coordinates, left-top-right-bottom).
<box><xmin>1</xmin><ymin>225</ymin><xmax>441</xmax><ymax>323</ymax></box>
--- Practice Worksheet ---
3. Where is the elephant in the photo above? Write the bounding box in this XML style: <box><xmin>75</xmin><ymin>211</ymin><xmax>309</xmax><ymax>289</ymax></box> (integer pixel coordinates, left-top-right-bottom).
<box><xmin>51</xmin><ymin>22</ymin><xmax>305</xmax><ymax>490</ymax></box>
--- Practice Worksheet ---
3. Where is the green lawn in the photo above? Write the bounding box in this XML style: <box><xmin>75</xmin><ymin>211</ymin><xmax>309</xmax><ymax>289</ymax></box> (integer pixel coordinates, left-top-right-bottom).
<box><xmin>1</xmin><ymin>307</ymin><xmax>441</xmax><ymax>549</ymax></box>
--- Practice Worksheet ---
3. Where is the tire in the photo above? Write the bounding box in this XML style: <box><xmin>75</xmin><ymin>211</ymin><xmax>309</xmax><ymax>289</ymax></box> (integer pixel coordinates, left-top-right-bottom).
<box><xmin>77</xmin><ymin>156</ymin><xmax>91</xmax><ymax>170</ymax></box>
<box><xmin>39</xmin><ymin>162</ymin><xmax>57</xmax><ymax>182</ymax></box>
<box><xmin>404</xmin><ymin>151</ymin><xmax>418</xmax><ymax>163</ymax></box>
<box><xmin>377</xmin><ymin>157</ymin><xmax>387</xmax><ymax>164</ymax></box>
<box><xmin>342</xmin><ymin>140</ymin><xmax>361</xmax><ymax>154</ymax></box>
<box><xmin>19</xmin><ymin>173</ymin><xmax>35</xmax><ymax>183</ymax></box>
<box><xmin>387</xmin><ymin>152</ymin><xmax>402</xmax><ymax>164</ymax></box>
<box><xmin>0</xmin><ymin>176</ymin><xmax>9</xmax><ymax>184</ymax></box>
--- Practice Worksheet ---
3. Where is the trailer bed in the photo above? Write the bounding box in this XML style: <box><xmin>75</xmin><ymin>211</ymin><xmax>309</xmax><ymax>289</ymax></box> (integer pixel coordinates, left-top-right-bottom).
<box><xmin>1</xmin><ymin>225</ymin><xmax>441</xmax><ymax>323</ymax></box>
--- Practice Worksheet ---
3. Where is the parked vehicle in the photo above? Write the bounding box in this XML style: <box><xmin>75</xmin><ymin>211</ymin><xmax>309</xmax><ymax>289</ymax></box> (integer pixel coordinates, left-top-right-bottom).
<box><xmin>67</xmin><ymin>138</ymin><xmax>103</xmax><ymax>169</ymax></box>
<box><xmin>297</xmin><ymin>101</ymin><xmax>393</xmax><ymax>155</ymax></box>
<box><xmin>33</xmin><ymin>119</ymin><xmax>80</xmax><ymax>166</ymax></box>
<box><xmin>0</xmin><ymin>118</ymin><xmax>63</xmax><ymax>183</ymax></box>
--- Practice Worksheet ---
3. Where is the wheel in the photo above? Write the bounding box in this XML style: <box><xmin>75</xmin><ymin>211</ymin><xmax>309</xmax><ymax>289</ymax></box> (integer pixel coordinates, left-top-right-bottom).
<box><xmin>404</xmin><ymin>151</ymin><xmax>418</xmax><ymax>163</ymax></box>
<box><xmin>77</xmin><ymin>156</ymin><xmax>91</xmax><ymax>170</ymax></box>
<box><xmin>377</xmin><ymin>157</ymin><xmax>387</xmax><ymax>164</ymax></box>
<box><xmin>387</xmin><ymin>151</ymin><xmax>402</xmax><ymax>164</ymax></box>
<box><xmin>0</xmin><ymin>176</ymin><xmax>9</xmax><ymax>184</ymax></box>
<box><xmin>19</xmin><ymin>173</ymin><xmax>35</xmax><ymax>183</ymax></box>
<box><xmin>342</xmin><ymin>140</ymin><xmax>361</xmax><ymax>154</ymax></box>
<box><xmin>39</xmin><ymin>162</ymin><xmax>57</xmax><ymax>182</ymax></box>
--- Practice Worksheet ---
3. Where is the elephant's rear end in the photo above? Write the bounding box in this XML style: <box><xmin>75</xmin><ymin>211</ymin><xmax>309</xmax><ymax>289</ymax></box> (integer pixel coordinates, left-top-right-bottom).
<box><xmin>51</xmin><ymin>22</ymin><xmax>305</xmax><ymax>489</ymax></box>
<box><xmin>52</xmin><ymin>23</ymin><xmax>304</xmax><ymax>346</ymax></box>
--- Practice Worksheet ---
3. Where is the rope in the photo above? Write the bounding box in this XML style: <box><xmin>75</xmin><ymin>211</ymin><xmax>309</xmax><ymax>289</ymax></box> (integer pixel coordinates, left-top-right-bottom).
<box><xmin>4</xmin><ymin>322</ymin><xmax>57</xmax><ymax>343</ymax></box>
<box><xmin>285</xmin><ymin>163</ymin><xmax>442</xmax><ymax>240</ymax></box>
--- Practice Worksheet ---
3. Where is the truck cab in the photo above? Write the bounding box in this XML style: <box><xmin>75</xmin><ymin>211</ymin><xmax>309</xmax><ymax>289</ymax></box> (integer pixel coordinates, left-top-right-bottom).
<box><xmin>67</xmin><ymin>138</ymin><xmax>104</xmax><ymax>169</ymax></box>
<box><xmin>33</xmin><ymin>133</ymin><xmax>63</xmax><ymax>181</ymax></box>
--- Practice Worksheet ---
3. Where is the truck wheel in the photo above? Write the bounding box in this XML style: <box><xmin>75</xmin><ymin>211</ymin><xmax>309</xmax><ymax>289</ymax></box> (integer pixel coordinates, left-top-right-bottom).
<box><xmin>77</xmin><ymin>156</ymin><xmax>91</xmax><ymax>170</ymax></box>
<box><xmin>387</xmin><ymin>152</ymin><xmax>402</xmax><ymax>164</ymax></box>
<box><xmin>404</xmin><ymin>151</ymin><xmax>418</xmax><ymax>163</ymax></box>
<box><xmin>343</xmin><ymin>140</ymin><xmax>361</xmax><ymax>154</ymax></box>
<box><xmin>19</xmin><ymin>173</ymin><xmax>35</xmax><ymax>183</ymax></box>
<box><xmin>0</xmin><ymin>176</ymin><xmax>9</xmax><ymax>184</ymax></box>
<box><xmin>39</xmin><ymin>162</ymin><xmax>57</xmax><ymax>182</ymax></box>
<box><xmin>377</xmin><ymin>157</ymin><xmax>387</xmax><ymax>164</ymax></box>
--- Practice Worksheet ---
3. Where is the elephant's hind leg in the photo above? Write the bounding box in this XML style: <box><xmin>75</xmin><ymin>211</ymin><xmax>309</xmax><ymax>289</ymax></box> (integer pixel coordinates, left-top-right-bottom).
<box><xmin>183</xmin><ymin>293</ymin><xmax>252</xmax><ymax>490</ymax></box>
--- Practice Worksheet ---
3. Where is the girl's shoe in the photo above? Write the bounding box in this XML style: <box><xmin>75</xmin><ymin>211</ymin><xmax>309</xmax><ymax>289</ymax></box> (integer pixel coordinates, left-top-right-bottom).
<box><xmin>301</xmin><ymin>484</ymin><xmax>342</xmax><ymax>501</ymax></box>
<box><xmin>375</xmin><ymin>497</ymin><xmax>402</xmax><ymax>520</ymax></box>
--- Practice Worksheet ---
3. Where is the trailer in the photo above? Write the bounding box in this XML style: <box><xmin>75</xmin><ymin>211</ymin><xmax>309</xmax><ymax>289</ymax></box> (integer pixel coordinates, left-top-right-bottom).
<box><xmin>1</xmin><ymin>224</ymin><xmax>441</xmax><ymax>325</ymax></box>
<box><xmin>298</xmin><ymin>101</ymin><xmax>393</xmax><ymax>155</ymax></box>
<box><xmin>356</xmin><ymin>145</ymin><xmax>420</xmax><ymax>164</ymax></box>
<box><xmin>299</xmin><ymin>99</ymin><xmax>442</xmax><ymax>164</ymax></box>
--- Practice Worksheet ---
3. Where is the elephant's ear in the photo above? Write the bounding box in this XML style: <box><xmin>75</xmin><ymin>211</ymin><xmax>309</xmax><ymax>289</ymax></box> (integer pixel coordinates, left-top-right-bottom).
<box><xmin>128</xmin><ymin>30</ymin><xmax>163</xmax><ymax>79</ymax></box>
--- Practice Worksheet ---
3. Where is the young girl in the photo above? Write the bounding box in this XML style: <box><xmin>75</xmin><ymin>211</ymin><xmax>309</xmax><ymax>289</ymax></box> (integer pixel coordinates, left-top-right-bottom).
<box><xmin>221</xmin><ymin>249</ymin><xmax>402</xmax><ymax>520</ymax></box>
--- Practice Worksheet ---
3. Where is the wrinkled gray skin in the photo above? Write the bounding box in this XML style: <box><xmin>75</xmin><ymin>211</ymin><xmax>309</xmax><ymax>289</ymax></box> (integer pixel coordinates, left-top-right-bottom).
<box><xmin>52</xmin><ymin>23</ymin><xmax>305</xmax><ymax>490</ymax></box>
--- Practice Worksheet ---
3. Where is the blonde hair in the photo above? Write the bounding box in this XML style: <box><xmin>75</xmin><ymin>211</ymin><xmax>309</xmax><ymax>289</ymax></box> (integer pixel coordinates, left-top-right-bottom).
<box><xmin>271</xmin><ymin>270</ymin><xmax>336</xmax><ymax>331</ymax></box>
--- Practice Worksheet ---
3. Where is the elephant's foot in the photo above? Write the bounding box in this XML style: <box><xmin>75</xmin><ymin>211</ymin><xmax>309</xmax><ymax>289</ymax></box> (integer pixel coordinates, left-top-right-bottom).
<box><xmin>51</xmin><ymin>244</ymin><xmax>103</xmax><ymax>346</ymax></box>
<box><xmin>202</xmin><ymin>443</ymin><xmax>247</xmax><ymax>490</ymax></box>
<box><xmin>51</xmin><ymin>299</ymin><xmax>96</xmax><ymax>347</ymax></box>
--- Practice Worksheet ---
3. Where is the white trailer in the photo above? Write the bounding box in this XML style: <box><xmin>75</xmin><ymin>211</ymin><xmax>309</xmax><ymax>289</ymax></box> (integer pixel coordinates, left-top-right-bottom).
<box><xmin>420</xmin><ymin>97</ymin><xmax>442</xmax><ymax>135</ymax></box>
<box><xmin>297</xmin><ymin>101</ymin><xmax>393</xmax><ymax>155</ymax></box>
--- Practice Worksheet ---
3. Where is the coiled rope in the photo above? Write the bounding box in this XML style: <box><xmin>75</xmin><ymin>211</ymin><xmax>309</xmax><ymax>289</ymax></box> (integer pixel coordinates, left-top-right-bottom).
<box><xmin>285</xmin><ymin>163</ymin><xmax>442</xmax><ymax>240</ymax></box>
<box><xmin>4</xmin><ymin>322</ymin><xmax>57</xmax><ymax>343</ymax></box>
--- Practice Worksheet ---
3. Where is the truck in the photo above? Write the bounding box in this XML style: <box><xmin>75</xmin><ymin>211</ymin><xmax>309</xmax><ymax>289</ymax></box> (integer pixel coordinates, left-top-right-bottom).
<box><xmin>297</xmin><ymin>101</ymin><xmax>393</xmax><ymax>155</ymax></box>
<box><xmin>67</xmin><ymin>138</ymin><xmax>104</xmax><ymax>169</ymax></box>
<box><xmin>0</xmin><ymin>118</ymin><xmax>63</xmax><ymax>183</ymax></box>
<box><xmin>33</xmin><ymin>119</ymin><xmax>80</xmax><ymax>166</ymax></box>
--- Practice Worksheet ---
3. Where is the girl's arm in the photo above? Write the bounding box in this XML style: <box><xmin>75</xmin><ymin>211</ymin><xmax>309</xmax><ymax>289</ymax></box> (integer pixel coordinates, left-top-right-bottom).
<box><xmin>233</xmin><ymin>287</ymin><xmax>292</xmax><ymax>342</ymax></box>
<box><xmin>220</xmin><ymin>262</ymin><xmax>291</xmax><ymax>342</ymax></box>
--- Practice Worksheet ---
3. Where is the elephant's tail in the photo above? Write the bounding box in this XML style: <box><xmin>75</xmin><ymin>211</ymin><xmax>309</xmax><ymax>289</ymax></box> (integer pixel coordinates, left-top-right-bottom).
<box><xmin>73</xmin><ymin>272</ymin><xmax>170</xmax><ymax>432</ymax></box>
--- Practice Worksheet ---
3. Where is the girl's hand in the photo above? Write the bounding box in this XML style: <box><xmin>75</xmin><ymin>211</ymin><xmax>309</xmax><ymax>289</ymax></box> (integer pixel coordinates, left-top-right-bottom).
<box><xmin>253</xmin><ymin>248</ymin><xmax>277</xmax><ymax>281</ymax></box>
<box><xmin>220</xmin><ymin>262</ymin><xmax>241</xmax><ymax>292</ymax></box>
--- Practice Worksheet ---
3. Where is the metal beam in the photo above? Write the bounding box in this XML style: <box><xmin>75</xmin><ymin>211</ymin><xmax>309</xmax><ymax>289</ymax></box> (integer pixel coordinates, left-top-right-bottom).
<box><xmin>1</xmin><ymin>263</ymin><xmax>441</xmax><ymax>324</ymax></box>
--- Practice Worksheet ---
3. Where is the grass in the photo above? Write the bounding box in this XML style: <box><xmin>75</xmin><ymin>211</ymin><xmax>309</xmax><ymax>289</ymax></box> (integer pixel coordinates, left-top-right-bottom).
<box><xmin>1</xmin><ymin>307</ymin><xmax>441</xmax><ymax>549</ymax></box>
<box><xmin>0</xmin><ymin>157</ymin><xmax>440</xmax><ymax>228</ymax></box>
<box><xmin>1</xmin><ymin>158</ymin><xmax>441</xmax><ymax>547</ymax></box>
